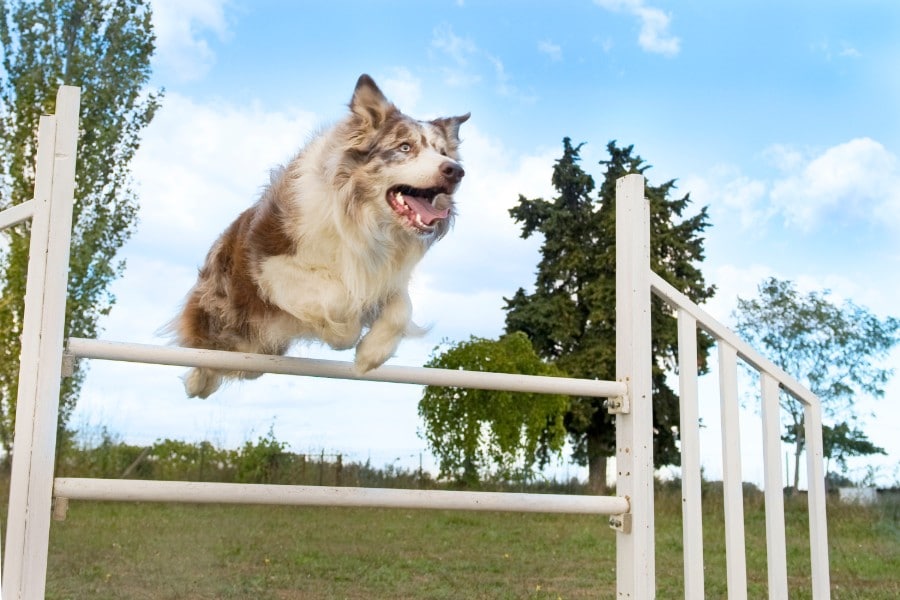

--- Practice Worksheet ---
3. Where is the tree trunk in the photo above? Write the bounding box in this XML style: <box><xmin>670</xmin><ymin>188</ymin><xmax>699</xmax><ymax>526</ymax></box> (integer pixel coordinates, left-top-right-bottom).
<box><xmin>587</xmin><ymin>430</ymin><xmax>609</xmax><ymax>494</ymax></box>
<box><xmin>793</xmin><ymin>415</ymin><xmax>805</xmax><ymax>493</ymax></box>
<box><xmin>589</xmin><ymin>454</ymin><xmax>608</xmax><ymax>495</ymax></box>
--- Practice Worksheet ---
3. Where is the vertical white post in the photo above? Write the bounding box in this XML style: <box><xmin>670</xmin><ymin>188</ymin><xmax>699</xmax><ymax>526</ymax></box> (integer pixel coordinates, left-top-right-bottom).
<box><xmin>804</xmin><ymin>401</ymin><xmax>832</xmax><ymax>599</ymax></box>
<box><xmin>615</xmin><ymin>174</ymin><xmax>654</xmax><ymax>598</ymax></box>
<box><xmin>3</xmin><ymin>86</ymin><xmax>80</xmax><ymax>600</ymax></box>
<box><xmin>761</xmin><ymin>373</ymin><xmax>789</xmax><ymax>599</ymax></box>
<box><xmin>677</xmin><ymin>310</ymin><xmax>705</xmax><ymax>598</ymax></box>
<box><xmin>718</xmin><ymin>342</ymin><xmax>748</xmax><ymax>600</ymax></box>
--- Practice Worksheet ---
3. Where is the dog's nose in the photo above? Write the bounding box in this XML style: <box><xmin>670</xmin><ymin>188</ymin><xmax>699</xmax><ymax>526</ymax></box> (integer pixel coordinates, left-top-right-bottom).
<box><xmin>440</xmin><ymin>161</ymin><xmax>465</xmax><ymax>184</ymax></box>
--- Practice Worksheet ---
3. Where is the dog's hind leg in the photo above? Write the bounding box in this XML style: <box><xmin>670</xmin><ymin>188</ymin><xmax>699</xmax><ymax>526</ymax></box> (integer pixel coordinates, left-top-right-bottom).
<box><xmin>354</xmin><ymin>292</ymin><xmax>412</xmax><ymax>373</ymax></box>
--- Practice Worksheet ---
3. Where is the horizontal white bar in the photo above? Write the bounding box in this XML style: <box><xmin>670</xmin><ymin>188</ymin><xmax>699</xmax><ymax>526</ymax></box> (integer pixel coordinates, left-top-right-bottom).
<box><xmin>66</xmin><ymin>338</ymin><xmax>627</xmax><ymax>398</ymax></box>
<box><xmin>0</xmin><ymin>199</ymin><xmax>36</xmax><ymax>230</ymax></box>
<box><xmin>54</xmin><ymin>478</ymin><xmax>629</xmax><ymax>515</ymax></box>
<box><xmin>649</xmin><ymin>272</ymin><xmax>819</xmax><ymax>407</ymax></box>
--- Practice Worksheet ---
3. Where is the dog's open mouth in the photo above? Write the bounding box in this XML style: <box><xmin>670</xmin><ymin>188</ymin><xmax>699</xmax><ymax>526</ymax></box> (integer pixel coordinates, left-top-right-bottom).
<box><xmin>387</xmin><ymin>185</ymin><xmax>451</xmax><ymax>233</ymax></box>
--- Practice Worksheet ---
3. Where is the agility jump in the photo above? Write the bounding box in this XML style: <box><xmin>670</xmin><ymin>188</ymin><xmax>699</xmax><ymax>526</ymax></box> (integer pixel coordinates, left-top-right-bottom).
<box><xmin>1</xmin><ymin>86</ymin><xmax>831</xmax><ymax>599</ymax></box>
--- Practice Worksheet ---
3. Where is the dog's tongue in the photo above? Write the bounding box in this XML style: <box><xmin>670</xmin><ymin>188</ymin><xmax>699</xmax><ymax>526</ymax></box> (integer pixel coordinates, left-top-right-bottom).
<box><xmin>404</xmin><ymin>195</ymin><xmax>450</xmax><ymax>225</ymax></box>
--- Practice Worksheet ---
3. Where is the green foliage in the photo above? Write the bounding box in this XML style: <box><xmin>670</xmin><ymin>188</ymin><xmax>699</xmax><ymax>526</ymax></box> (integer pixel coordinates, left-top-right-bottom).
<box><xmin>735</xmin><ymin>278</ymin><xmax>899</xmax><ymax>408</ymax></box>
<box><xmin>150</xmin><ymin>438</ymin><xmax>235</xmax><ymax>481</ymax></box>
<box><xmin>734</xmin><ymin>277</ymin><xmax>899</xmax><ymax>489</ymax></box>
<box><xmin>505</xmin><ymin>139</ymin><xmax>714</xmax><ymax>486</ymax></box>
<box><xmin>53</xmin><ymin>428</ymin><xmax>442</xmax><ymax>489</ymax></box>
<box><xmin>235</xmin><ymin>427</ymin><xmax>289</xmax><ymax>484</ymax></box>
<box><xmin>0</xmin><ymin>0</ymin><xmax>161</xmax><ymax>454</ymax></box>
<box><xmin>418</xmin><ymin>332</ymin><xmax>570</xmax><ymax>485</ymax></box>
<box><xmin>822</xmin><ymin>421</ymin><xmax>886</xmax><ymax>474</ymax></box>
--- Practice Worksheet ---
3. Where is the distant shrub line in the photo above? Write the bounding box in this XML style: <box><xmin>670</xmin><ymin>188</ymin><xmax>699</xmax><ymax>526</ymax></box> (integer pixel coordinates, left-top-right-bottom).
<box><xmin>51</xmin><ymin>427</ymin><xmax>900</xmax><ymax>503</ymax></box>
<box><xmin>52</xmin><ymin>427</ymin><xmax>595</xmax><ymax>494</ymax></box>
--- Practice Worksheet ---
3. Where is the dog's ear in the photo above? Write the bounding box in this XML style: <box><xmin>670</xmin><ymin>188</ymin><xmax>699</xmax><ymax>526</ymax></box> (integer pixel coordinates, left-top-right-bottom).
<box><xmin>431</xmin><ymin>113</ymin><xmax>470</xmax><ymax>144</ymax></box>
<box><xmin>350</xmin><ymin>74</ymin><xmax>397</xmax><ymax>131</ymax></box>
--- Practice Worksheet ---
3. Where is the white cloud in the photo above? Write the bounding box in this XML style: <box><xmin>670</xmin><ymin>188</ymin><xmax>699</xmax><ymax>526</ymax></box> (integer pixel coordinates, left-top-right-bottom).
<box><xmin>768</xmin><ymin>137</ymin><xmax>900</xmax><ymax>230</ymax></box>
<box><xmin>431</xmin><ymin>23</ymin><xmax>479</xmax><ymax>76</ymax></box>
<box><xmin>704</xmin><ymin>263</ymin><xmax>778</xmax><ymax>324</ymax></box>
<box><xmin>430</xmin><ymin>25</ymin><xmax>531</xmax><ymax>99</ymax></box>
<box><xmin>762</xmin><ymin>143</ymin><xmax>806</xmax><ymax>172</ymax></box>
<box><xmin>150</xmin><ymin>0</ymin><xmax>232</xmax><ymax>81</ymax></box>
<box><xmin>595</xmin><ymin>0</ymin><xmax>681</xmax><ymax>57</ymax></box>
<box><xmin>813</xmin><ymin>39</ymin><xmax>863</xmax><ymax>61</ymax></box>
<box><xmin>681</xmin><ymin>166</ymin><xmax>771</xmax><ymax>231</ymax></box>
<box><xmin>839</xmin><ymin>43</ymin><xmax>862</xmax><ymax>59</ymax></box>
<box><xmin>538</xmin><ymin>39</ymin><xmax>563</xmax><ymax>61</ymax></box>
<box><xmin>685</xmin><ymin>138</ymin><xmax>900</xmax><ymax>233</ymax></box>
<box><xmin>130</xmin><ymin>92</ymin><xmax>318</xmax><ymax>260</ymax></box>
<box><xmin>380</xmin><ymin>68</ymin><xmax>423</xmax><ymax>113</ymax></box>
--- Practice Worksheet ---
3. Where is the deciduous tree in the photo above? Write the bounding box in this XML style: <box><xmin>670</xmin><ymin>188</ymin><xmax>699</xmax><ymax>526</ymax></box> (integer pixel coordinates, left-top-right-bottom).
<box><xmin>0</xmin><ymin>0</ymin><xmax>160</xmax><ymax>456</ymax></box>
<box><xmin>733</xmin><ymin>277</ymin><xmax>898</xmax><ymax>491</ymax></box>
<box><xmin>821</xmin><ymin>421</ymin><xmax>886</xmax><ymax>478</ymax></box>
<box><xmin>418</xmin><ymin>332</ymin><xmax>570</xmax><ymax>485</ymax></box>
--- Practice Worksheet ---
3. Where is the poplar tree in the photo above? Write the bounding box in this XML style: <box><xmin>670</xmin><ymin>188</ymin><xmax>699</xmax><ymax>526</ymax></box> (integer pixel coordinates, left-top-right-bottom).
<box><xmin>0</xmin><ymin>0</ymin><xmax>160</xmax><ymax>456</ymax></box>
<box><xmin>505</xmin><ymin>139</ymin><xmax>715</xmax><ymax>492</ymax></box>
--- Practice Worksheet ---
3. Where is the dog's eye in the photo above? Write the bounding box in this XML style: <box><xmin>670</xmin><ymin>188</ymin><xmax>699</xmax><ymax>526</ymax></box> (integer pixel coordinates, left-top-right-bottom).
<box><xmin>399</xmin><ymin>143</ymin><xmax>412</xmax><ymax>153</ymax></box>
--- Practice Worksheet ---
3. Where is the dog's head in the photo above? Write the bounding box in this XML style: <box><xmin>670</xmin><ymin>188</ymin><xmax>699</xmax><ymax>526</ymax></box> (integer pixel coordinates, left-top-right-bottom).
<box><xmin>340</xmin><ymin>74</ymin><xmax>469</xmax><ymax>243</ymax></box>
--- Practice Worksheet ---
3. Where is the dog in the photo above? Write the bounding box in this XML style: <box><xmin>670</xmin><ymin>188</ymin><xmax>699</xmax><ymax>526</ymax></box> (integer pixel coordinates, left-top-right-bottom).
<box><xmin>169</xmin><ymin>74</ymin><xmax>469</xmax><ymax>398</ymax></box>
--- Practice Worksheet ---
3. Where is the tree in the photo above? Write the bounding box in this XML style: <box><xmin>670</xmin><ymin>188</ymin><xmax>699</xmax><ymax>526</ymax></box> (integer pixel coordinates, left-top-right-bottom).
<box><xmin>505</xmin><ymin>139</ymin><xmax>715</xmax><ymax>493</ymax></box>
<box><xmin>0</xmin><ymin>0</ymin><xmax>160</xmax><ymax>457</ymax></box>
<box><xmin>418</xmin><ymin>332</ymin><xmax>570</xmax><ymax>486</ymax></box>
<box><xmin>821</xmin><ymin>421</ymin><xmax>886</xmax><ymax>479</ymax></box>
<box><xmin>733</xmin><ymin>277</ymin><xmax>899</xmax><ymax>491</ymax></box>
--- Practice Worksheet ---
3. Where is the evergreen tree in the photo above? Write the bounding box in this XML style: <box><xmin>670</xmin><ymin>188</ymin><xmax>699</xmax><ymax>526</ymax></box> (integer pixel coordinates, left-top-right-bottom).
<box><xmin>0</xmin><ymin>0</ymin><xmax>160</xmax><ymax>456</ymax></box>
<box><xmin>505</xmin><ymin>139</ymin><xmax>715</xmax><ymax>492</ymax></box>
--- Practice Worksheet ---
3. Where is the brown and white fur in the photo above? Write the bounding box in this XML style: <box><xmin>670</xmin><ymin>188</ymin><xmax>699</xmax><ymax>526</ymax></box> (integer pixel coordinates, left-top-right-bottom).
<box><xmin>169</xmin><ymin>74</ymin><xmax>469</xmax><ymax>398</ymax></box>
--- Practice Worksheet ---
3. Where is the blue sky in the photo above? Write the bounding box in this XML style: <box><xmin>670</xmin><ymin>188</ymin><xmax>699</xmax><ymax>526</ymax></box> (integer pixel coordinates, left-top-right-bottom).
<box><xmin>74</xmin><ymin>0</ymin><xmax>900</xmax><ymax>486</ymax></box>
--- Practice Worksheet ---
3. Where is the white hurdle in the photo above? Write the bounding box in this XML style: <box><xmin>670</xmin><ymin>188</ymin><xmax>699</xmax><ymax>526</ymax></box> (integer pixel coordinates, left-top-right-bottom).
<box><xmin>2</xmin><ymin>86</ymin><xmax>80</xmax><ymax>600</ymax></box>
<box><xmin>52</xmin><ymin>478</ymin><xmax>629</xmax><ymax>515</ymax></box>
<box><xmin>651</xmin><ymin>272</ymin><xmax>831</xmax><ymax>599</ymax></box>
<box><xmin>1</xmin><ymin>87</ymin><xmax>832</xmax><ymax>599</ymax></box>
<box><xmin>63</xmin><ymin>337</ymin><xmax>628</xmax><ymax>399</ymax></box>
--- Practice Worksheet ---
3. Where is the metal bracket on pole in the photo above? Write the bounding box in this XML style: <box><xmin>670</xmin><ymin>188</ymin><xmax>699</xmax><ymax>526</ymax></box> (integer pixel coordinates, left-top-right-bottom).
<box><xmin>609</xmin><ymin>513</ymin><xmax>633</xmax><ymax>534</ymax></box>
<box><xmin>51</xmin><ymin>496</ymin><xmax>69</xmax><ymax>522</ymax></box>
<box><xmin>605</xmin><ymin>377</ymin><xmax>630</xmax><ymax>414</ymax></box>
<box><xmin>605</xmin><ymin>392</ymin><xmax>630</xmax><ymax>414</ymax></box>
<box><xmin>61</xmin><ymin>353</ymin><xmax>76</xmax><ymax>378</ymax></box>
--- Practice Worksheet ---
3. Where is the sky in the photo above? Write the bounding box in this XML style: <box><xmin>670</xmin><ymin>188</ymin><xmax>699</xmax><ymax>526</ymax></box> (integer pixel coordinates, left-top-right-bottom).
<box><xmin>70</xmin><ymin>0</ymin><xmax>900</xmax><ymax>487</ymax></box>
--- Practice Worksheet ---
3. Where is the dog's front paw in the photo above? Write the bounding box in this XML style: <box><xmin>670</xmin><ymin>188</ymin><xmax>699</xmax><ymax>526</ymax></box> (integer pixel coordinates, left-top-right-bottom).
<box><xmin>353</xmin><ymin>335</ymin><xmax>397</xmax><ymax>374</ymax></box>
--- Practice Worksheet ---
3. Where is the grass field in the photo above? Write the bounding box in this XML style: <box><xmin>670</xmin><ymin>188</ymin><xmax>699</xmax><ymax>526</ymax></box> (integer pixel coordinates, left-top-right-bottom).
<box><xmin>3</xmin><ymin>483</ymin><xmax>894</xmax><ymax>599</ymax></box>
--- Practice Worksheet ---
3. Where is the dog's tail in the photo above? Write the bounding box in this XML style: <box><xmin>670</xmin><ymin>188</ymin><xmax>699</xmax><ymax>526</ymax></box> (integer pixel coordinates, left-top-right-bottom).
<box><xmin>405</xmin><ymin>321</ymin><xmax>430</xmax><ymax>338</ymax></box>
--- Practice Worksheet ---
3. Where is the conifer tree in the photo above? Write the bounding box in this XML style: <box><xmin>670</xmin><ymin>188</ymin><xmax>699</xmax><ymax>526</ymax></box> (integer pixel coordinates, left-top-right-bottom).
<box><xmin>505</xmin><ymin>139</ymin><xmax>715</xmax><ymax>492</ymax></box>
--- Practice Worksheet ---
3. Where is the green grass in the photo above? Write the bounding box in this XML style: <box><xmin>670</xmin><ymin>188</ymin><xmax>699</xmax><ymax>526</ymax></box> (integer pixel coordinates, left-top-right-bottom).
<box><xmin>4</xmin><ymin>482</ymin><xmax>898</xmax><ymax>599</ymax></box>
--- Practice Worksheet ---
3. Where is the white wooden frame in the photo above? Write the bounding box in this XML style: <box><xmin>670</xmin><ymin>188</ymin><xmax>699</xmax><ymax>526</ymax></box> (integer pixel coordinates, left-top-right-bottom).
<box><xmin>1</xmin><ymin>90</ymin><xmax>831</xmax><ymax>599</ymax></box>
<box><xmin>651</xmin><ymin>272</ymin><xmax>831</xmax><ymax>599</ymax></box>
